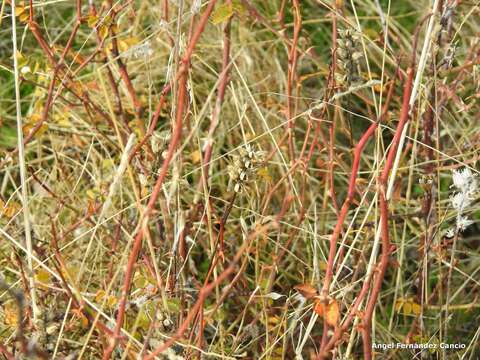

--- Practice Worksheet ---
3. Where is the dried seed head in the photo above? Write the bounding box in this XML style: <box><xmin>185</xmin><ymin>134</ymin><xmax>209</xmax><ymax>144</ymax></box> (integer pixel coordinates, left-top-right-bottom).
<box><xmin>228</xmin><ymin>144</ymin><xmax>265</xmax><ymax>193</ymax></box>
<box><xmin>336</xmin><ymin>28</ymin><xmax>362</xmax><ymax>87</ymax></box>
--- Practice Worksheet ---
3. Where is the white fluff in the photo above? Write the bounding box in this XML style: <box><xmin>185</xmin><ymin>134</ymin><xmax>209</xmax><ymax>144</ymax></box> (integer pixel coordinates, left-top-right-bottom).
<box><xmin>449</xmin><ymin>167</ymin><xmax>477</xmax><ymax>232</ymax></box>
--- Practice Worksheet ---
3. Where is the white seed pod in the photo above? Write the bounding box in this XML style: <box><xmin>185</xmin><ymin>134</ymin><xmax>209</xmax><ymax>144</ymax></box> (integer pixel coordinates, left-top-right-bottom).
<box><xmin>352</xmin><ymin>51</ymin><xmax>363</xmax><ymax>61</ymax></box>
<box><xmin>234</xmin><ymin>182</ymin><xmax>242</xmax><ymax>193</ymax></box>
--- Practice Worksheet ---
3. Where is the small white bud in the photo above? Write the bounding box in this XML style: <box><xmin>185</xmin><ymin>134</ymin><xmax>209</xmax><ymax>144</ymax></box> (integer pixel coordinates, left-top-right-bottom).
<box><xmin>21</xmin><ymin>66</ymin><xmax>31</xmax><ymax>74</ymax></box>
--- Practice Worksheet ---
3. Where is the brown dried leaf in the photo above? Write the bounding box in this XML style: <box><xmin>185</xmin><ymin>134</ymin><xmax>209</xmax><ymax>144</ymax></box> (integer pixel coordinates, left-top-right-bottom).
<box><xmin>294</xmin><ymin>283</ymin><xmax>318</xmax><ymax>299</ymax></box>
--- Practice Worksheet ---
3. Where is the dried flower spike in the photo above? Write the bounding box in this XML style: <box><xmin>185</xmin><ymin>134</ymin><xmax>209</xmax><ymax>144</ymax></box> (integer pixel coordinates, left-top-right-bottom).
<box><xmin>228</xmin><ymin>144</ymin><xmax>265</xmax><ymax>193</ymax></box>
<box><xmin>336</xmin><ymin>28</ymin><xmax>362</xmax><ymax>87</ymax></box>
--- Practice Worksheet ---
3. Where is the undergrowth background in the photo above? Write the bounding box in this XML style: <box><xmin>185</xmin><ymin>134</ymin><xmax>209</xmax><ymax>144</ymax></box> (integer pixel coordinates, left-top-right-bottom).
<box><xmin>0</xmin><ymin>0</ymin><xmax>480</xmax><ymax>359</ymax></box>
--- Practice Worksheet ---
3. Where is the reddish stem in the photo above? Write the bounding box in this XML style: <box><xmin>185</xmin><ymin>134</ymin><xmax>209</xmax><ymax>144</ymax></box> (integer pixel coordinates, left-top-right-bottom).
<box><xmin>102</xmin><ymin>2</ymin><xmax>218</xmax><ymax>358</ymax></box>
<box><xmin>360</xmin><ymin>67</ymin><xmax>414</xmax><ymax>360</ymax></box>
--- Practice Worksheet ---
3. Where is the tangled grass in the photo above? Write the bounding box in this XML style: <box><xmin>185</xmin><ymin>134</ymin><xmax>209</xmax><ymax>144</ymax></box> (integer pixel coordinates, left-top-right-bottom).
<box><xmin>1</xmin><ymin>0</ymin><xmax>480</xmax><ymax>358</ymax></box>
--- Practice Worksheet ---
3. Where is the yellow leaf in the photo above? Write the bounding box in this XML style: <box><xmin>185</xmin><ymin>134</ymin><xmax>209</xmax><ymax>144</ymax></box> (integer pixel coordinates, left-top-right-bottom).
<box><xmin>95</xmin><ymin>290</ymin><xmax>117</xmax><ymax>308</ymax></box>
<box><xmin>19</xmin><ymin>12</ymin><xmax>29</xmax><ymax>22</ymax></box>
<box><xmin>24</xmin><ymin>114</ymin><xmax>48</xmax><ymax>137</ymax></box>
<box><xmin>210</xmin><ymin>3</ymin><xmax>234</xmax><ymax>25</ymax></box>
<box><xmin>3</xmin><ymin>303</ymin><xmax>19</xmax><ymax>326</ymax></box>
<box><xmin>245</xmin><ymin>132</ymin><xmax>255</xmax><ymax>141</ymax></box>
<box><xmin>53</xmin><ymin>111</ymin><xmax>71</xmax><ymax>127</ymax></box>
<box><xmin>23</xmin><ymin>122</ymin><xmax>48</xmax><ymax>137</ymax></box>
<box><xmin>87</xmin><ymin>14</ymin><xmax>98</xmax><ymax>28</ymax></box>
<box><xmin>411</xmin><ymin>302</ymin><xmax>422</xmax><ymax>315</ymax></box>
<box><xmin>14</xmin><ymin>5</ymin><xmax>26</xmax><ymax>16</ymax></box>
<box><xmin>117</xmin><ymin>39</ymin><xmax>130</xmax><ymax>53</ymax></box>
<box><xmin>14</xmin><ymin>51</ymin><xmax>26</xmax><ymax>64</ymax></box>
<box><xmin>107</xmin><ymin>295</ymin><xmax>117</xmax><ymax>308</ymax></box>
<box><xmin>394</xmin><ymin>299</ymin><xmax>404</xmax><ymax>312</ymax></box>
<box><xmin>95</xmin><ymin>290</ymin><xmax>106</xmax><ymax>303</ymax></box>
<box><xmin>124</xmin><ymin>36</ymin><xmax>140</xmax><ymax>47</ymax></box>
<box><xmin>35</xmin><ymin>269</ymin><xmax>51</xmax><ymax>284</ymax></box>
<box><xmin>29</xmin><ymin>113</ymin><xmax>42</xmax><ymax>122</ymax></box>
<box><xmin>403</xmin><ymin>302</ymin><xmax>412</xmax><ymax>315</ymax></box>
<box><xmin>190</xmin><ymin>150</ymin><xmax>202</xmax><ymax>164</ymax></box>
<box><xmin>325</xmin><ymin>300</ymin><xmax>340</xmax><ymax>326</ymax></box>
<box><xmin>2</xmin><ymin>201</ymin><xmax>21</xmax><ymax>218</ymax></box>
<box><xmin>270</xmin><ymin>346</ymin><xmax>283</xmax><ymax>360</ymax></box>
<box><xmin>98</xmin><ymin>25</ymin><xmax>109</xmax><ymax>39</ymax></box>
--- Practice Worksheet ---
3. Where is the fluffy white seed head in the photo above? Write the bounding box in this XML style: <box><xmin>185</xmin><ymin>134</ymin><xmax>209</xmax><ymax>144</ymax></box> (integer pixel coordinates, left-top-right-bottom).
<box><xmin>450</xmin><ymin>167</ymin><xmax>478</xmax><ymax>233</ymax></box>
<box><xmin>457</xmin><ymin>216</ymin><xmax>474</xmax><ymax>232</ymax></box>
<box><xmin>451</xmin><ymin>167</ymin><xmax>477</xmax><ymax>193</ymax></box>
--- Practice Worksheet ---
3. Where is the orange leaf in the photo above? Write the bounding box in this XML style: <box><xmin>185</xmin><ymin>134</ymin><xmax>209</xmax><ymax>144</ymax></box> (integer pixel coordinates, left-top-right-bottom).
<box><xmin>325</xmin><ymin>300</ymin><xmax>340</xmax><ymax>326</ymax></box>
<box><xmin>314</xmin><ymin>300</ymin><xmax>325</xmax><ymax>317</ymax></box>
<box><xmin>87</xmin><ymin>200</ymin><xmax>96</xmax><ymax>215</ymax></box>
<box><xmin>71</xmin><ymin>308</ymin><xmax>89</xmax><ymax>328</ymax></box>
<box><xmin>294</xmin><ymin>284</ymin><xmax>318</xmax><ymax>299</ymax></box>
